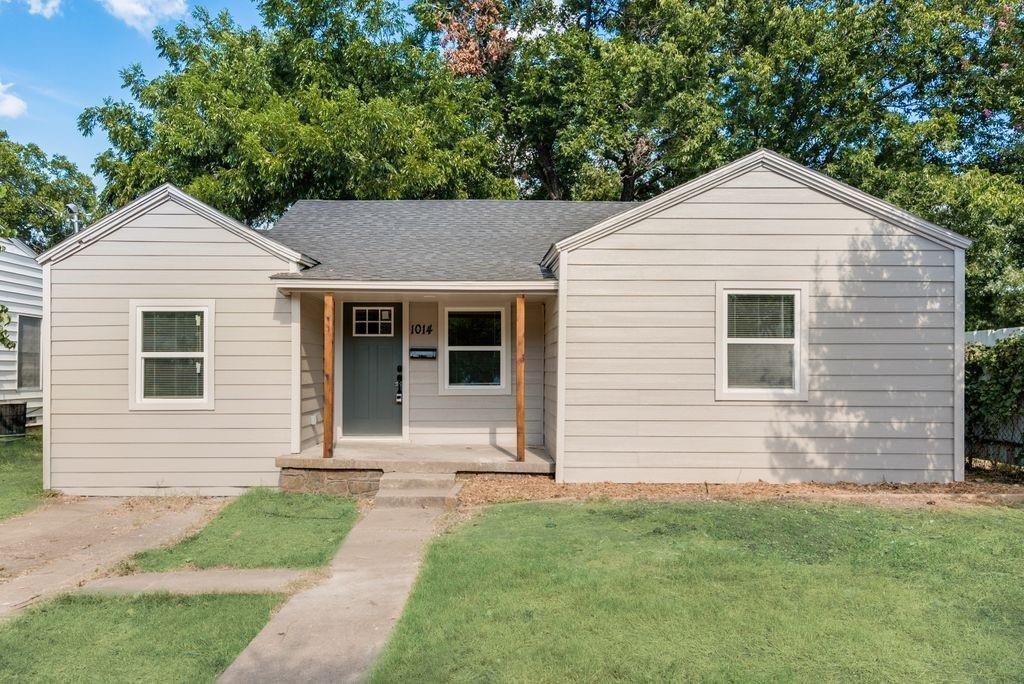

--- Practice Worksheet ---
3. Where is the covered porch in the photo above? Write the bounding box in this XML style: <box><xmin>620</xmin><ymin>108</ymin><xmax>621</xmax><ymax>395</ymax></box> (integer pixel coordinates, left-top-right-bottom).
<box><xmin>279</xmin><ymin>281</ymin><xmax>559</xmax><ymax>489</ymax></box>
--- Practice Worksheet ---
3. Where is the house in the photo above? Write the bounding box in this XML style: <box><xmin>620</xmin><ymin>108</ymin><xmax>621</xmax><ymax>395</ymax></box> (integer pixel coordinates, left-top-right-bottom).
<box><xmin>1</xmin><ymin>236</ymin><xmax>43</xmax><ymax>426</ymax></box>
<box><xmin>36</xmin><ymin>150</ymin><xmax>970</xmax><ymax>495</ymax></box>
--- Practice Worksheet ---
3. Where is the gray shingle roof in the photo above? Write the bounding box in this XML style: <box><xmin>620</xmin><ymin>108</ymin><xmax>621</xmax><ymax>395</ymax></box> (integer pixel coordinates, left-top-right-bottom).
<box><xmin>266</xmin><ymin>200</ymin><xmax>634</xmax><ymax>281</ymax></box>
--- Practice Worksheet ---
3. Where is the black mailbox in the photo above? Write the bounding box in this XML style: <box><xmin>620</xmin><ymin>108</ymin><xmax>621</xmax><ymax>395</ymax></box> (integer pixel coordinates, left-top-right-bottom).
<box><xmin>410</xmin><ymin>347</ymin><xmax>438</xmax><ymax>359</ymax></box>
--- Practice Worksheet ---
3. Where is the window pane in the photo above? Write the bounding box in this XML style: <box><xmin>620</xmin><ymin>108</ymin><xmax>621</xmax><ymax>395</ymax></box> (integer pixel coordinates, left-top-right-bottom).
<box><xmin>144</xmin><ymin>358</ymin><xmax>204</xmax><ymax>398</ymax></box>
<box><xmin>448</xmin><ymin>311</ymin><xmax>501</xmax><ymax>347</ymax></box>
<box><xmin>727</xmin><ymin>343</ymin><xmax>794</xmax><ymax>389</ymax></box>
<box><xmin>143</xmin><ymin>311</ymin><xmax>204</xmax><ymax>352</ymax></box>
<box><xmin>16</xmin><ymin>316</ymin><xmax>41</xmax><ymax>389</ymax></box>
<box><xmin>449</xmin><ymin>350</ymin><xmax>501</xmax><ymax>386</ymax></box>
<box><xmin>727</xmin><ymin>294</ymin><xmax>794</xmax><ymax>338</ymax></box>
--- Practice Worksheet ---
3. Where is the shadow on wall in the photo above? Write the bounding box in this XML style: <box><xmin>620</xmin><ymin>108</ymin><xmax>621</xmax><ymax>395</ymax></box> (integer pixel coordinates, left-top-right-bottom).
<box><xmin>764</xmin><ymin>227</ymin><xmax>954</xmax><ymax>483</ymax></box>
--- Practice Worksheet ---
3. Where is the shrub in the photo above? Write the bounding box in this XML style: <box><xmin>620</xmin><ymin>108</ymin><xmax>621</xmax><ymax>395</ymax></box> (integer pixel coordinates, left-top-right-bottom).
<box><xmin>965</xmin><ymin>334</ymin><xmax>1024</xmax><ymax>466</ymax></box>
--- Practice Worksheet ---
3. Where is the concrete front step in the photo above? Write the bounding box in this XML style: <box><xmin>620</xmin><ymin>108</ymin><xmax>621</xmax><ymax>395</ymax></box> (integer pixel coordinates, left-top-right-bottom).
<box><xmin>378</xmin><ymin>472</ymin><xmax>457</xmax><ymax>490</ymax></box>
<box><xmin>376</xmin><ymin>475</ymin><xmax>464</xmax><ymax>507</ymax></box>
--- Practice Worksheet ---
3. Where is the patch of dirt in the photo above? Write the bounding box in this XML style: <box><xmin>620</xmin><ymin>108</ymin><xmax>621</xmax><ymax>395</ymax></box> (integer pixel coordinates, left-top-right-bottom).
<box><xmin>457</xmin><ymin>475</ymin><xmax>1024</xmax><ymax>509</ymax></box>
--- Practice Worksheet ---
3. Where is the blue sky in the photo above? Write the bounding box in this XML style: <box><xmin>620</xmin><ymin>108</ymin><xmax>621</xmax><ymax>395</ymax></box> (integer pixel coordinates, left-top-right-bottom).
<box><xmin>0</xmin><ymin>0</ymin><xmax>262</xmax><ymax>183</ymax></box>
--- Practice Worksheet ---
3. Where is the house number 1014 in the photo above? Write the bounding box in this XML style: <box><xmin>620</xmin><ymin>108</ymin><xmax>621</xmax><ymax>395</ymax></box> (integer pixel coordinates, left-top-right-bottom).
<box><xmin>410</xmin><ymin>324</ymin><xmax>433</xmax><ymax>335</ymax></box>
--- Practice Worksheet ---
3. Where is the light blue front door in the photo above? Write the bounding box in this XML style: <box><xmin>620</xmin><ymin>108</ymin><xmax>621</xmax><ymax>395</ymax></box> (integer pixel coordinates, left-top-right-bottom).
<box><xmin>342</xmin><ymin>303</ymin><xmax>403</xmax><ymax>436</ymax></box>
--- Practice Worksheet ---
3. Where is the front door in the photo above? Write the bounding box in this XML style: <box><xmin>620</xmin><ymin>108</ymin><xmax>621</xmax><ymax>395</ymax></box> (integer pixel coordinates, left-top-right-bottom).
<box><xmin>342</xmin><ymin>303</ymin><xmax>403</xmax><ymax>436</ymax></box>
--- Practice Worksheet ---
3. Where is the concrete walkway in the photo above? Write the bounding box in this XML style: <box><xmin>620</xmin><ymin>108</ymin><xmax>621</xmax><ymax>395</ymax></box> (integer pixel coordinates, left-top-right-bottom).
<box><xmin>219</xmin><ymin>506</ymin><xmax>441</xmax><ymax>684</ymax></box>
<box><xmin>82</xmin><ymin>568</ymin><xmax>311</xmax><ymax>596</ymax></box>
<box><xmin>0</xmin><ymin>497</ymin><xmax>221</xmax><ymax>618</ymax></box>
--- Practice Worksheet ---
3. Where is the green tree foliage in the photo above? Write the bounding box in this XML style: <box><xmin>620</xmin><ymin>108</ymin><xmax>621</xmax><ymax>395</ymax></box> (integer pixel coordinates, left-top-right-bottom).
<box><xmin>79</xmin><ymin>1</ymin><xmax>515</xmax><ymax>226</ymax></box>
<box><xmin>0</xmin><ymin>131</ymin><xmax>97</xmax><ymax>252</ymax></box>
<box><xmin>0</xmin><ymin>131</ymin><xmax>96</xmax><ymax>349</ymax></box>
<box><xmin>81</xmin><ymin>0</ymin><xmax>1024</xmax><ymax>327</ymax></box>
<box><xmin>966</xmin><ymin>335</ymin><xmax>1024</xmax><ymax>466</ymax></box>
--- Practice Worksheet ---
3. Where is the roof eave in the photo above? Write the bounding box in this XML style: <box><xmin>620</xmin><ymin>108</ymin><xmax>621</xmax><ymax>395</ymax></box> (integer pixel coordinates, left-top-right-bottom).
<box><xmin>271</xmin><ymin>278</ymin><xmax>558</xmax><ymax>293</ymax></box>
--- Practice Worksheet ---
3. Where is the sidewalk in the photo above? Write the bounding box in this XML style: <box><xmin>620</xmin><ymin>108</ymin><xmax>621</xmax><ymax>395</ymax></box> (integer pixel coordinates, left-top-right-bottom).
<box><xmin>219</xmin><ymin>506</ymin><xmax>440</xmax><ymax>683</ymax></box>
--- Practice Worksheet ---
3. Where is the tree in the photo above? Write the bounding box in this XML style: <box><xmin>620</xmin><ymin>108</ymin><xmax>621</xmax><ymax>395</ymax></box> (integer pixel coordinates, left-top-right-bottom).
<box><xmin>0</xmin><ymin>131</ymin><xmax>96</xmax><ymax>349</ymax></box>
<box><xmin>80</xmin><ymin>2</ymin><xmax>515</xmax><ymax>227</ymax></box>
<box><xmin>81</xmin><ymin>0</ymin><xmax>1024</xmax><ymax>327</ymax></box>
<box><xmin>0</xmin><ymin>131</ymin><xmax>97</xmax><ymax>253</ymax></box>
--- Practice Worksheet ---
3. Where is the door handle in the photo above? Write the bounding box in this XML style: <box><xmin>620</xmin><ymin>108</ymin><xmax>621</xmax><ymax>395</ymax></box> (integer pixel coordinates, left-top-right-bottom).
<box><xmin>395</xmin><ymin>364</ymin><xmax>403</xmax><ymax>404</ymax></box>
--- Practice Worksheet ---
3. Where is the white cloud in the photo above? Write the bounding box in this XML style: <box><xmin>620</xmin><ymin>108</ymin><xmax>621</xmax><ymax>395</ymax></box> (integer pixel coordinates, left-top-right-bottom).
<box><xmin>26</xmin><ymin>0</ymin><xmax>61</xmax><ymax>17</ymax></box>
<box><xmin>1</xmin><ymin>0</ymin><xmax>62</xmax><ymax>19</ymax></box>
<box><xmin>96</xmin><ymin>0</ymin><xmax>186</xmax><ymax>32</ymax></box>
<box><xmin>0</xmin><ymin>82</ymin><xmax>28</xmax><ymax>119</ymax></box>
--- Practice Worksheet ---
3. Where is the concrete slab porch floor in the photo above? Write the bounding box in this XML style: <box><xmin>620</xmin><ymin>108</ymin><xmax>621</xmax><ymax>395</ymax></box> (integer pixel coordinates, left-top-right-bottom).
<box><xmin>278</xmin><ymin>442</ymin><xmax>554</xmax><ymax>475</ymax></box>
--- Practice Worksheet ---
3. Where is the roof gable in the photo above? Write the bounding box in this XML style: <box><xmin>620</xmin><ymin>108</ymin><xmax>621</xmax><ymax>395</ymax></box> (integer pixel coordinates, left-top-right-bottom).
<box><xmin>37</xmin><ymin>184</ymin><xmax>316</xmax><ymax>267</ymax></box>
<box><xmin>1</xmin><ymin>237</ymin><xmax>37</xmax><ymax>259</ymax></box>
<box><xmin>543</xmin><ymin>149</ymin><xmax>971</xmax><ymax>266</ymax></box>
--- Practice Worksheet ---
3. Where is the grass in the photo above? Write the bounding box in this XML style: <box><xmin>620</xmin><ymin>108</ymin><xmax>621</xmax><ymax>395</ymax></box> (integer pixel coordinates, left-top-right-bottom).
<box><xmin>372</xmin><ymin>500</ymin><xmax>1024</xmax><ymax>683</ymax></box>
<box><xmin>0</xmin><ymin>593</ymin><xmax>279</xmax><ymax>683</ymax></box>
<box><xmin>0</xmin><ymin>431</ymin><xmax>44</xmax><ymax>521</ymax></box>
<box><xmin>130</xmin><ymin>488</ymin><xmax>359</xmax><ymax>572</ymax></box>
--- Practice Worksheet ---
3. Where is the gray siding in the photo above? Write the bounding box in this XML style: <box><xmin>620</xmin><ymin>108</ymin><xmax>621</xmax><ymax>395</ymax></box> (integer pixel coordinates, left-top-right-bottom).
<box><xmin>299</xmin><ymin>292</ymin><xmax>325</xmax><ymax>450</ymax></box>
<box><xmin>0</xmin><ymin>238</ymin><xmax>43</xmax><ymax>424</ymax></box>
<box><xmin>406</xmin><ymin>300</ymin><xmax>545</xmax><ymax>447</ymax></box>
<box><xmin>47</xmin><ymin>199</ymin><xmax>293</xmax><ymax>494</ymax></box>
<box><xmin>561</xmin><ymin>169</ymin><xmax>956</xmax><ymax>483</ymax></box>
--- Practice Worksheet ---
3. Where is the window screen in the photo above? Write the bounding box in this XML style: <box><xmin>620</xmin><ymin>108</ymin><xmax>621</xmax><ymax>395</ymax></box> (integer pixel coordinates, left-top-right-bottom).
<box><xmin>140</xmin><ymin>310</ymin><xmax>206</xmax><ymax>399</ymax></box>
<box><xmin>725</xmin><ymin>293</ymin><xmax>796</xmax><ymax>390</ymax></box>
<box><xmin>447</xmin><ymin>310</ymin><xmax>502</xmax><ymax>386</ymax></box>
<box><xmin>16</xmin><ymin>315</ymin><xmax>41</xmax><ymax>389</ymax></box>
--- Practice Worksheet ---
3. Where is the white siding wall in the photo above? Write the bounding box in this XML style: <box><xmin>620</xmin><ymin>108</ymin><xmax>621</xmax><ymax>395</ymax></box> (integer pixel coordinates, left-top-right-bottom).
<box><xmin>0</xmin><ymin>238</ymin><xmax>43</xmax><ymax>424</ymax></box>
<box><xmin>406</xmin><ymin>300</ymin><xmax>545</xmax><ymax>447</ymax></box>
<box><xmin>561</xmin><ymin>169</ymin><xmax>956</xmax><ymax>483</ymax></box>
<box><xmin>299</xmin><ymin>292</ymin><xmax>325</xmax><ymax>450</ymax></box>
<box><xmin>544</xmin><ymin>295</ymin><xmax>558</xmax><ymax>458</ymax></box>
<box><xmin>47</xmin><ymin>199</ymin><xmax>293</xmax><ymax>494</ymax></box>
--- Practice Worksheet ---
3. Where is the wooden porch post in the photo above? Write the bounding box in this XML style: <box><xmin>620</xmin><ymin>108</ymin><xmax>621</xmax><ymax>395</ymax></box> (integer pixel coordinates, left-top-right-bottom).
<box><xmin>323</xmin><ymin>292</ymin><xmax>335</xmax><ymax>459</ymax></box>
<box><xmin>516</xmin><ymin>294</ymin><xmax>526</xmax><ymax>462</ymax></box>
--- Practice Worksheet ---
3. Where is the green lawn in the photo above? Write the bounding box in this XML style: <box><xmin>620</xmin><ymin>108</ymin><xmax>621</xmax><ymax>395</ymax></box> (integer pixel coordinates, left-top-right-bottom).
<box><xmin>0</xmin><ymin>593</ymin><xmax>279</xmax><ymax>683</ymax></box>
<box><xmin>0</xmin><ymin>432</ymin><xmax>44</xmax><ymax>521</ymax></box>
<box><xmin>373</xmin><ymin>500</ymin><xmax>1024</xmax><ymax>683</ymax></box>
<box><xmin>130</xmin><ymin>488</ymin><xmax>359</xmax><ymax>571</ymax></box>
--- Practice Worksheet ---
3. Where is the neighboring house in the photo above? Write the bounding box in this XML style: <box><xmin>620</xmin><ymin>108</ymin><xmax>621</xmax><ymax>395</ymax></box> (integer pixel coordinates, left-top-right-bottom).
<box><xmin>37</xmin><ymin>150</ymin><xmax>971</xmax><ymax>494</ymax></box>
<box><xmin>1</xmin><ymin>236</ymin><xmax>43</xmax><ymax>425</ymax></box>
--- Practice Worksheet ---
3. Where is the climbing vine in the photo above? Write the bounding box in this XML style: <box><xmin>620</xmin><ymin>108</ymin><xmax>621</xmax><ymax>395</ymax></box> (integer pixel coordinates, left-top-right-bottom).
<box><xmin>965</xmin><ymin>334</ymin><xmax>1024</xmax><ymax>466</ymax></box>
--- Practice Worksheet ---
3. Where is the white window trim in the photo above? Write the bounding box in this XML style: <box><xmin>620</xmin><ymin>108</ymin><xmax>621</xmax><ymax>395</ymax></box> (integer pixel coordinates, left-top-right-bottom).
<box><xmin>715</xmin><ymin>283</ymin><xmax>809</xmax><ymax>402</ymax></box>
<box><xmin>351</xmin><ymin>306</ymin><xmax>395</xmax><ymax>337</ymax></box>
<box><xmin>438</xmin><ymin>305</ymin><xmax>510</xmax><ymax>396</ymax></box>
<box><xmin>128</xmin><ymin>300</ymin><xmax>216</xmax><ymax>411</ymax></box>
<box><xmin>16</xmin><ymin>314</ymin><xmax>42</xmax><ymax>390</ymax></box>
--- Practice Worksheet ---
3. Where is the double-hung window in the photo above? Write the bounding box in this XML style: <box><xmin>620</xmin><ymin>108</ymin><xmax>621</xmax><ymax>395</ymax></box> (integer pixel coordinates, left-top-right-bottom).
<box><xmin>440</xmin><ymin>306</ymin><xmax>508</xmax><ymax>394</ymax></box>
<box><xmin>130</xmin><ymin>301</ymin><xmax>214</xmax><ymax>410</ymax></box>
<box><xmin>716</xmin><ymin>284</ymin><xmax>807</xmax><ymax>400</ymax></box>
<box><xmin>16</xmin><ymin>315</ymin><xmax>41</xmax><ymax>390</ymax></box>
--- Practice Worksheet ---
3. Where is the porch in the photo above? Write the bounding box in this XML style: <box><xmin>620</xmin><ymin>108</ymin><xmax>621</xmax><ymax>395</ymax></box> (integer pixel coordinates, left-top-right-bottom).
<box><xmin>278</xmin><ymin>282</ymin><xmax>559</xmax><ymax>494</ymax></box>
<box><xmin>278</xmin><ymin>441</ymin><xmax>554</xmax><ymax>475</ymax></box>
